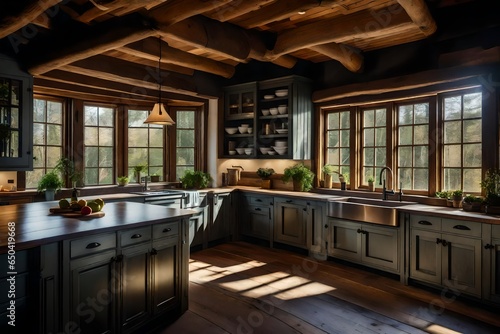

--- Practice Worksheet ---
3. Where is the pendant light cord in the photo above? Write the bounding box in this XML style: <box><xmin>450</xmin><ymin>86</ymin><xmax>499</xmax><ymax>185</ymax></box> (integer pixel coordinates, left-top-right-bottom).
<box><xmin>158</xmin><ymin>36</ymin><xmax>162</xmax><ymax>115</ymax></box>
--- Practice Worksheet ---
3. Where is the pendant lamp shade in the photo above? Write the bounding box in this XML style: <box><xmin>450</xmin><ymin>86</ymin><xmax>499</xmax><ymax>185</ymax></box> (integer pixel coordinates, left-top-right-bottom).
<box><xmin>144</xmin><ymin>36</ymin><xmax>175</xmax><ymax>126</ymax></box>
<box><xmin>144</xmin><ymin>102</ymin><xmax>175</xmax><ymax>125</ymax></box>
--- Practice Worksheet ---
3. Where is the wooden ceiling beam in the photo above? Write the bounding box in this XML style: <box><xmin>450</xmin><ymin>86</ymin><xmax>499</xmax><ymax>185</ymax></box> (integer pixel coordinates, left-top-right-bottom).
<box><xmin>147</xmin><ymin>0</ymin><xmax>232</xmax><ymax>26</ymax></box>
<box><xmin>121</xmin><ymin>38</ymin><xmax>236</xmax><ymax>78</ymax></box>
<box><xmin>0</xmin><ymin>0</ymin><xmax>62</xmax><ymax>38</ymax></box>
<box><xmin>397</xmin><ymin>0</ymin><xmax>437</xmax><ymax>36</ymax></box>
<box><xmin>271</xmin><ymin>7</ymin><xmax>413</xmax><ymax>57</ymax></box>
<box><xmin>204</xmin><ymin>0</ymin><xmax>275</xmax><ymax>23</ymax></box>
<box><xmin>309</xmin><ymin>43</ymin><xmax>364</xmax><ymax>73</ymax></box>
<box><xmin>25</xmin><ymin>14</ymin><xmax>157</xmax><ymax>75</ymax></box>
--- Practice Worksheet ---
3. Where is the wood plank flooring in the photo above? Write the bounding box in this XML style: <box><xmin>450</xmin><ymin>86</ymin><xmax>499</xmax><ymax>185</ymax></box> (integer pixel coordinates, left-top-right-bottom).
<box><xmin>157</xmin><ymin>242</ymin><xmax>500</xmax><ymax>334</ymax></box>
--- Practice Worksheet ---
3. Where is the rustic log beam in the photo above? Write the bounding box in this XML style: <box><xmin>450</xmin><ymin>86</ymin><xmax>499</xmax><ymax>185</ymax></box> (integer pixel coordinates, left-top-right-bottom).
<box><xmin>310</xmin><ymin>43</ymin><xmax>364</xmax><ymax>73</ymax></box>
<box><xmin>397</xmin><ymin>0</ymin><xmax>437</xmax><ymax>36</ymax></box>
<box><xmin>0</xmin><ymin>0</ymin><xmax>62</xmax><ymax>38</ymax></box>
<box><xmin>272</xmin><ymin>7</ymin><xmax>412</xmax><ymax>57</ymax></box>
<box><xmin>235</xmin><ymin>0</ymin><xmax>337</xmax><ymax>29</ymax></box>
<box><xmin>147</xmin><ymin>0</ymin><xmax>232</xmax><ymax>26</ymax></box>
<box><xmin>121</xmin><ymin>38</ymin><xmax>236</xmax><ymax>78</ymax></box>
<box><xmin>204</xmin><ymin>0</ymin><xmax>275</xmax><ymax>23</ymax></box>
<box><xmin>25</xmin><ymin>14</ymin><xmax>156</xmax><ymax>75</ymax></box>
<box><xmin>61</xmin><ymin>55</ymin><xmax>199</xmax><ymax>96</ymax></box>
<box><xmin>79</xmin><ymin>0</ymin><xmax>166</xmax><ymax>23</ymax></box>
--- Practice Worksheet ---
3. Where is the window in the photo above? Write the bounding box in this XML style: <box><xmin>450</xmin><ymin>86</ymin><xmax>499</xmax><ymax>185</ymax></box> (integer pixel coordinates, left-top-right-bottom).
<box><xmin>397</xmin><ymin>102</ymin><xmax>430</xmax><ymax>191</ymax></box>
<box><xmin>127</xmin><ymin>109</ymin><xmax>164</xmax><ymax>181</ymax></box>
<box><xmin>83</xmin><ymin>105</ymin><xmax>115</xmax><ymax>185</ymax></box>
<box><xmin>26</xmin><ymin>98</ymin><xmax>63</xmax><ymax>188</ymax></box>
<box><xmin>325</xmin><ymin>110</ymin><xmax>350</xmax><ymax>182</ymax></box>
<box><xmin>441</xmin><ymin>91</ymin><xmax>482</xmax><ymax>193</ymax></box>
<box><xmin>362</xmin><ymin>107</ymin><xmax>387</xmax><ymax>185</ymax></box>
<box><xmin>175</xmin><ymin>109</ymin><xmax>196</xmax><ymax>178</ymax></box>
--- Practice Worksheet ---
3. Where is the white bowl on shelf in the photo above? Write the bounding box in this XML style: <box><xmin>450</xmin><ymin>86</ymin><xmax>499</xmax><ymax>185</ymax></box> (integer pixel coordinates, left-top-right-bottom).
<box><xmin>229</xmin><ymin>150</ymin><xmax>236</xmax><ymax>155</ymax></box>
<box><xmin>277</xmin><ymin>105</ymin><xmax>287</xmax><ymax>114</ymax></box>
<box><xmin>275</xmin><ymin>129</ymin><xmax>288</xmax><ymax>134</ymax></box>
<box><xmin>272</xmin><ymin>146</ymin><xmax>288</xmax><ymax>155</ymax></box>
<box><xmin>244</xmin><ymin>148</ymin><xmax>253</xmax><ymax>155</ymax></box>
<box><xmin>268</xmin><ymin>151</ymin><xmax>277</xmax><ymax>155</ymax></box>
<box><xmin>269</xmin><ymin>108</ymin><xmax>278</xmax><ymax>115</ymax></box>
<box><xmin>247</xmin><ymin>127</ymin><xmax>253</xmax><ymax>134</ymax></box>
<box><xmin>274</xmin><ymin>140</ymin><xmax>287</xmax><ymax>147</ymax></box>
<box><xmin>240</xmin><ymin>123</ymin><xmax>249</xmax><ymax>128</ymax></box>
<box><xmin>225</xmin><ymin>127</ymin><xmax>238</xmax><ymax>134</ymax></box>
<box><xmin>275</xmin><ymin>89</ymin><xmax>288</xmax><ymax>97</ymax></box>
<box><xmin>259</xmin><ymin>147</ymin><xmax>271</xmax><ymax>154</ymax></box>
<box><xmin>261</xmin><ymin>109</ymin><xmax>270</xmax><ymax>116</ymax></box>
<box><xmin>235</xmin><ymin>148</ymin><xmax>245</xmax><ymax>155</ymax></box>
<box><xmin>238</xmin><ymin>126</ymin><xmax>248</xmax><ymax>134</ymax></box>
<box><xmin>264</xmin><ymin>94</ymin><xmax>274</xmax><ymax>100</ymax></box>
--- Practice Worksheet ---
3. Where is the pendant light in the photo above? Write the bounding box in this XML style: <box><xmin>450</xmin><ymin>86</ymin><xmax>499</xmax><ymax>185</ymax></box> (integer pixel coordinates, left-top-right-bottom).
<box><xmin>144</xmin><ymin>36</ymin><xmax>175</xmax><ymax>125</ymax></box>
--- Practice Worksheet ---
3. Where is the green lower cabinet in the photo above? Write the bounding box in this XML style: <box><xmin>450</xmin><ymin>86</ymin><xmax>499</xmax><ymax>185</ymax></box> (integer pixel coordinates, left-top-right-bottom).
<box><xmin>274</xmin><ymin>197</ymin><xmax>308</xmax><ymax>248</ymax></box>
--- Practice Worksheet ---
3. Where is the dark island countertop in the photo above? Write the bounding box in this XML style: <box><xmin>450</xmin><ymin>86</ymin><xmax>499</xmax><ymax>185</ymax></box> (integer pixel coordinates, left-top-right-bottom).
<box><xmin>0</xmin><ymin>201</ymin><xmax>195</xmax><ymax>253</ymax></box>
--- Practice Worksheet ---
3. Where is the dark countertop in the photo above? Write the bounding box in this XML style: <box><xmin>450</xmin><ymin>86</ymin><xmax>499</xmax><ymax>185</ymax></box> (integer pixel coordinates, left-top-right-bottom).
<box><xmin>0</xmin><ymin>201</ymin><xmax>195</xmax><ymax>253</ymax></box>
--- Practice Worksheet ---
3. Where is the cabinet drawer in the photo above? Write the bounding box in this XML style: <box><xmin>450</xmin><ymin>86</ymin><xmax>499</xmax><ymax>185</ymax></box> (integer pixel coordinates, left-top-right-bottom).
<box><xmin>153</xmin><ymin>222</ymin><xmax>179</xmax><ymax>239</ymax></box>
<box><xmin>70</xmin><ymin>233</ymin><xmax>116</xmax><ymax>259</ymax></box>
<box><xmin>442</xmin><ymin>219</ymin><xmax>481</xmax><ymax>238</ymax></box>
<box><xmin>248</xmin><ymin>196</ymin><xmax>272</xmax><ymax>206</ymax></box>
<box><xmin>120</xmin><ymin>226</ymin><xmax>152</xmax><ymax>247</ymax></box>
<box><xmin>275</xmin><ymin>197</ymin><xmax>307</xmax><ymax>206</ymax></box>
<box><xmin>410</xmin><ymin>215</ymin><xmax>441</xmax><ymax>231</ymax></box>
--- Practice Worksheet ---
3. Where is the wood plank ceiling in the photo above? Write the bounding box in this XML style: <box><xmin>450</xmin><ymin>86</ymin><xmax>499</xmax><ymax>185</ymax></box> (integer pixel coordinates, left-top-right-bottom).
<box><xmin>0</xmin><ymin>0</ymin><xmax>443</xmax><ymax>105</ymax></box>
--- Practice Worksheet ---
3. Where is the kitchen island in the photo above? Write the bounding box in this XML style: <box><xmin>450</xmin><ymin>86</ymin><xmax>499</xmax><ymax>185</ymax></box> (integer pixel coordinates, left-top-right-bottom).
<box><xmin>0</xmin><ymin>201</ymin><xmax>194</xmax><ymax>333</ymax></box>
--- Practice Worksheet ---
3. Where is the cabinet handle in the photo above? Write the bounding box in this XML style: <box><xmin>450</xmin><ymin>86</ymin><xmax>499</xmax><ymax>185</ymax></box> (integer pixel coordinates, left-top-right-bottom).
<box><xmin>303</xmin><ymin>207</ymin><xmax>307</xmax><ymax>211</ymax></box>
<box><xmin>255</xmin><ymin>199</ymin><xmax>262</xmax><ymax>202</ymax></box>
<box><xmin>270</xmin><ymin>202</ymin><xmax>273</xmax><ymax>205</ymax></box>
<box><xmin>254</xmin><ymin>208</ymin><xmax>262</xmax><ymax>211</ymax></box>
<box><xmin>484</xmin><ymin>244</ymin><xmax>495</xmax><ymax>250</ymax></box>
<box><xmin>453</xmin><ymin>225</ymin><xmax>471</xmax><ymax>231</ymax></box>
<box><xmin>436</xmin><ymin>238</ymin><xmax>442</xmax><ymax>244</ymax></box>
<box><xmin>86</xmin><ymin>242</ymin><xmax>101</xmax><ymax>249</ymax></box>
<box><xmin>151</xmin><ymin>248</ymin><xmax>158</xmax><ymax>255</ymax></box>
<box><xmin>441</xmin><ymin>239</ymin><xmax>448</xmax><ymax>247</ymax></box>
<box><xmin>357</xmin><ymin>228</ymin><xmax>362</xmax><ymax>234</ymax></box>
<box><xmin>418</xmin><ymin>220</ymin><xmax>432</xmax><ymax>225</ymax></box>
<box><xmin>324</xmin><ymin>224</ymin><xmax>329</xmax><ymax>229</ymax></box>
<box><xmin>131</xmin><ymin>233</ymin><xmax>142</xmax><ymax>239</ymax></box>
<box><xmin>286</xmin><ymin>200</ymin><xmax>293</xmax><ymax>203</ymax></box>
<box><xmin>163</xmin><ymin>227</ymin><xmax>172</xmax><ymax>233</ymax></box>
<box><xmin>116</xmin><ymin>254</ymin><xmax>123</xmax><ymax>262</ymax></box>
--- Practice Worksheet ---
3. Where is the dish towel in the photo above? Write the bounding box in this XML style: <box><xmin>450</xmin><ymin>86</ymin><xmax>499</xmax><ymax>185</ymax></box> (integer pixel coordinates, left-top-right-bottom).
<box><xmin>184</xmin><ymin>190</ymin><xmax>200</xmax><ymax>208</ymax></box>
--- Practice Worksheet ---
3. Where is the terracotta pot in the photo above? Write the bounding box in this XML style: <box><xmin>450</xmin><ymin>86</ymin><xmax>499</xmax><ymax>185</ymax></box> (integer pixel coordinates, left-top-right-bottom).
<box><xmin>293</xmin><ymin>179</ymin><xmax>304</xmax><ymax>191</ymax></box>
<box><xmin>368</xmin><ymin>182</ymin><xmax>375</xmax><ymax>192</ymax></box>
<box><xmin>261</xmin><ymin>179</ymin><xmax>271</xmax><ymax>189</ymax></box>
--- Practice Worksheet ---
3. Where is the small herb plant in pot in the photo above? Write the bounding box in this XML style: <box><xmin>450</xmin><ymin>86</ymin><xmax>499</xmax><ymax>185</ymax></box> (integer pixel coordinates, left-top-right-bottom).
<box><xmin>451</xmin><ymin>189</ymin><xmax>463</xmax><ymax>208</ymax></box>
<box><xmin>37</xmin><ymin>171</ymin><xmax>64</xmax><ymax>201</ymax></box>
<box><xmin>282</xmin><ymin>163</ymin><xmax>315</xmax><ymax>192</ymax></box>
<box><xmin>367</xmin><ymin>176</ymin><xmax>375</xmax><ymax>192</ymax></box>
<box><xmin>117</xmin><ymin>176</ymin><xmax>129</xmax><ymax>186</ymax></box>
<box><xmin>322</xmin><ymin>164</ymin><xmax>335</xmax><ymax>189</ymax></box>
<box><xmin>257</xmin><ymin>168</ymin><xmax>275</xmax><ymax>189</ymax></box>
<box><xmin>462</xmin><ymin>194</ymin><xmax>482</xmax><ymax>212</ymax></box>
<box><xmin>133</xmin><ymin>163</ymin><xmax>148</xmax><ymax>183</ymax></box>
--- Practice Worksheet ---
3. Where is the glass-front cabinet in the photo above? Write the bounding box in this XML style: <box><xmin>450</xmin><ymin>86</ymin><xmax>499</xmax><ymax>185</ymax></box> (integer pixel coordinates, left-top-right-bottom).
<box><xmin>0</xmin><ymin>54</ymin><xmax>33</xmax><ymax>170</ymax></box>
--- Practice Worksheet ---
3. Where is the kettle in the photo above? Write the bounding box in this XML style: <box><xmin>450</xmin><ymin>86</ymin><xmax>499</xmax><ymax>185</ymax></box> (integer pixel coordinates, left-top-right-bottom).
<box><xmin>227</xmin><ymin>165</ymin><xmax>243</xmax><ymax>186</ymax></box>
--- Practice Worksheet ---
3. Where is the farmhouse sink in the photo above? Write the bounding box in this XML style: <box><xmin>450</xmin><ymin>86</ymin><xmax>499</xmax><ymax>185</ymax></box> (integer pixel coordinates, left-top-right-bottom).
<box><xmin>327</xmin><ymin>197</ymin><xmax>418</xmax><ymax>227</ymax></box>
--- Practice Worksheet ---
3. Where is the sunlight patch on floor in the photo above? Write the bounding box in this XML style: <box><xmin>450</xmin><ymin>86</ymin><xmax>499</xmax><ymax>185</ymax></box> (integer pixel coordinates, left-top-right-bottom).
<box><xmin>189</xmin><ymin>259</ymin><xmax>267</xmax><ymax>283</ymax></box>
<box><xmin>425</xmin><ymin>324</ymin><xmax>462</xmax><ymax>334</ymax></box>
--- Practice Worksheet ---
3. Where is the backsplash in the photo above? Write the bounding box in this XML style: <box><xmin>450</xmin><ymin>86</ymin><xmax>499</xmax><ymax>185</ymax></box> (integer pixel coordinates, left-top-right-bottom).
<box><xmin>0</xmin><ymin>171</ymin><xmax>17</xmax><ymax>191</ymax></box>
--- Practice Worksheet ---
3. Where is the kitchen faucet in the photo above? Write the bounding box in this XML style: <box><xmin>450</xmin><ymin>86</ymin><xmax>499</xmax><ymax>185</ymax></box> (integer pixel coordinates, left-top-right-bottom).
<box><xmin>379</xmin><ymin>167</ymin><xmax>402</xmax><ymax>201</ymax></box>
<box><xmin>143</xmin><ymin>176</ymin><xmax>149</xmax><ymax>191</ymax></box>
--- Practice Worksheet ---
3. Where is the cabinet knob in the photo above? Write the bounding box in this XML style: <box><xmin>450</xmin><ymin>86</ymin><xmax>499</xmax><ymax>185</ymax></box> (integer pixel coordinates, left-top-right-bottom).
<box><xmin>163</xmin><ymin>228</ymin><xmax>172</xmax><ymax>233</ymax></box>
<box><xmin>436</xmin><ymin>238</ymin><xmax>442</xmax><ymax>244</ymax></box>
<box><xmin>357</xmin><ymin>228</ymin><xmax>362</xmax><ymax>234</ymax></box>
<box><xmin>324</xmin><ymin>224</ymin><xmax>329</xmax><ymax>229</ymax></box>
<box><xmin>151</xmin><ymin>248</ymin><xmax>158</xmax><ymax>255</ymax></box>
<box><xmin>254</xmin><ymin>207</ymin><xmax>262</xmax><ymax>211</ymax></box>
<box><xmin>86</xmin><ymin>242</ymin><xmax>101</xmax><ymax>249</ymax></box>
<box><xmin>131</xmin><ymin>233</ymin><xmax>142</xmax><ymax>239</ymax></box>
<box><xmin>484</xmin><ymin>244</ymin><xmax>495</xmax><ymax>250</ymax></box>
<box><xmin>441</xmin><ymin>240</ymin><xmax>449</xmax><ymax>247</ymax></box>
<box><xmin>115</xmin><ymin>254</ymin><xmax>123</xmax><ymax>262</ymax></box>
<box><xmin>418</xmin><ymin>220</ymin><xmax>432</xmax><ymax>226</ymax></box>
<box><xmin>286</xmin><ymin>200</ymin><xmax>293</xmax><ymax>203</ymax></box>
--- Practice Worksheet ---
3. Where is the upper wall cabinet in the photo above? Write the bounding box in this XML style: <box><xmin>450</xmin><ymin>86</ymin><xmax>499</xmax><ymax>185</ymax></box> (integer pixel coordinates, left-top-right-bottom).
<box><xmin>222</xmin><ymin>75</ymin><xmax>312</xmax><ymax>160</ymax></box>
<box><xmin>0</xmin><ymin>54</ymin><xmax>33</xmax><ymax>171</ymax></box>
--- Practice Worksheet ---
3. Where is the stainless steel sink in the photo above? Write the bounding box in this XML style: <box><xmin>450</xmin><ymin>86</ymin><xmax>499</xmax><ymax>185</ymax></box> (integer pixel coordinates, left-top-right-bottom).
<box><xmin>132</xmin><ymin>190</ymin><xmax>185</xmax><ymax>196</ymax></box>
<box><xmin>327</xmin><ymin>197</ymin><xmax>417</xmax><ymax>226</ymax></box>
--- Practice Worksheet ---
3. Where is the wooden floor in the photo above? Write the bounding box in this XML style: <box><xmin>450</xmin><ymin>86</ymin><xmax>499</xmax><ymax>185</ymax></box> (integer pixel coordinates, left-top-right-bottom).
<box><xmin>158</xmin><ymin>242</ymin><xmax>500</xmax><ymax>334</ymax></box>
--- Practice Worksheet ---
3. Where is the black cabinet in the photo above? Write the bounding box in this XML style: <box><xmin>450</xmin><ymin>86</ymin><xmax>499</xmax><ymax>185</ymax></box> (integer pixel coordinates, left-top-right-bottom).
<box><xmin>222</xmin><ymin>75</ymin><xmax>312</xmax><ymax>159</ymax></box>
<box><xmin>208</xmin><ymin>192</ymin><xmax>232</xmax><ymax>246</ymax></box>
<box><xmin>0</xmin><ymin>53</ymin><xmax>33</xmax><ymax>170</ymax></box>
<box><xmin>240</xmin><ymin>194</ymin><xmax>274</xmax><ymax>244</ymax></box>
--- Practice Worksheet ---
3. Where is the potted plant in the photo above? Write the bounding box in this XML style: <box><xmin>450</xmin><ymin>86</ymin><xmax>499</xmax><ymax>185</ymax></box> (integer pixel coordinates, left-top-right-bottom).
<box><xmin>436</xmin><ymin>190</ymin><xmax>452</xmax><ymax>207</ymax></box>
<box><xmin>180</xmin><ymin>170</ymin><xmax>212</xmax><ymax>189</ymax></box>
<box><xmin>133</xmin><ymin>163</ymin><xmax>148</xmax><ymax>184</ymax></box>
<box><xmin>257</xmin><ymin>167</ymin><xmax>275</xmax><ymax>189</ymax></box>
<box><xmin>367</xmin><ymin>176</ymin><xmax>375</xmax><ymax>192</ymax></box>
<box><xmin>462</xmin><ymin>194</ymin><xmax>482</xmax><ymax>212</ymax></box>
<box><xmin>37</xmin><ymin>171</ymin><xmax>63</xmax><ymax>201</ymax></box>
<box><xmin>55</xmin><ymin>157</ymin><xmax>83</xmax><ymax>187</ymax></box>
<box><xmin>322</xmin><ymin>164</ymin><xmax>335</xmax><ymax>189</ymax></box>
<box><xmin>451</xmin><ymin>189</ymin><xmax>463</xmax><ymax>208</ymax></box>
<box><xmin>282</xmin><ymin>163</ymin><xmax>315</xmax><ymax>192</ymax></box>
<box><xmin>150</xmin><ymin>173</ymin><xmax>160</xmax><ymax>182</ymax></box>
<box><xmin>117</xmin><ymin>176</ymin><xmax>129</xmax><ymax>186</ymax></box>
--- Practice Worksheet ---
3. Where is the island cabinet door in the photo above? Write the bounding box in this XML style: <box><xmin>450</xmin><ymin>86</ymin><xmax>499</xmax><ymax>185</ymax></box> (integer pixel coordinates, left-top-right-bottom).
<box><xmin>68</xmin><ymin>249</ymin><xmax>117</xmax><ymax>334</ymax></box>
<box><xmin>118</xmin><ymin>243</ymin><xmax>151</xmax><ymax>333</ymax></box>
<box><xmin>360</xmin><ymin>224</ymin><xmax>400</xmax><ymax>273</ymax></box>
<box><xmin>327</xmin><ymin>219</ymin><xmax>362</xmax><ymax>262</ymax></box>
<box><xmin>151</xmin><ymin>236</ymin><xmax>180</xmax><ymax>315</ymax></box>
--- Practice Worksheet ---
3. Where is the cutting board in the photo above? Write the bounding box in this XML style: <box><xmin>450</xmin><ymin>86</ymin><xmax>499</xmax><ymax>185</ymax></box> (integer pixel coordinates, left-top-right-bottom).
<box><xmin>49</xmin><ymin>207</ymin><xmax>105</xmax><ymax>218</ymax></box>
